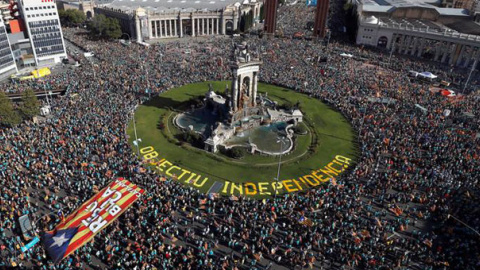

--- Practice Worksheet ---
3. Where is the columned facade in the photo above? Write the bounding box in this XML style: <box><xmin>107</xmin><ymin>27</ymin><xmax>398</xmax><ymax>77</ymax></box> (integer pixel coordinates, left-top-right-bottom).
<box><xmin>99</xmin><ymin>1</ymin><xmax>262</xmax><ymax>41</ymax></box>
<box><xmin>148</xmin><ymin>13</ymin><xmax>242</xmax><ymax>39</ymax></box>
<box><xmin>388</xmin><ymin>32</ymin><xmax>480</xmax><ymax>67</ymax></box>
<box><xmin>358</xmin><ymin>20</ymin><xmax>480</xmax><ymax>68</ymax></box>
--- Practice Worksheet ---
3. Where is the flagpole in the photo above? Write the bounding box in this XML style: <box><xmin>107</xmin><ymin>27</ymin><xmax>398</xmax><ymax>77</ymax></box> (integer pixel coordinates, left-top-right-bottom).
<box><xmin>463</xmin><ymin>58</ymin><xmax>477</xmax><ymax>93</ymax></box>
<box><xmin>389</xmin><ymin>40</ymin><xmax>395</xmax><ymax>66</ymax></box>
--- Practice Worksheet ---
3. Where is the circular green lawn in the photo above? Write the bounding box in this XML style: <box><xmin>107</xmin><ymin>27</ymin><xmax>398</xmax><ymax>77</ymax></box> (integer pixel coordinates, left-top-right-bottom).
<box><xmin>127</xmin><ymin>81</ymin><xmax>357</xmax><ymax>198</ymax></box>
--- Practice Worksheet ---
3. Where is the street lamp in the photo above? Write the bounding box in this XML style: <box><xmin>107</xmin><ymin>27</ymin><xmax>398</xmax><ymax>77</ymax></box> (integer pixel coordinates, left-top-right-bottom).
<box><xmin>463</xmin><ymin>58</ymin><xmax>477</xmax><ymax>93</ymax></box>
<box><xmin>447</xmin><ymin>214</ymin><xmax>480</xmax><ymax>237</ymax></box>
<box><xmin>142</xmin><ymin>46</ymin><xmax>152</xmax><ymax>99</ymax></box>
<box><xmin>389</xmin><ymin>40</ymin><xmax>396</xmax><ymax>64</ymax></box>
<box><xmin>122</xmin><ymin>32</ymin><xmax>132</xmax><ymax>44</ymax></box>
<box><xmin>42</xmin><ymin>84</ymin><xmax>51</xmax><ymax>107</ymax></box>
<box><xmin>132</xmin><ymin>110</ymin><xmax>141</xmax><ymax>157</ymax></box>
<box><xmin>274</xmin><ymin>136</ymin><xmax>286</xmax><ymax>200</ymax></box>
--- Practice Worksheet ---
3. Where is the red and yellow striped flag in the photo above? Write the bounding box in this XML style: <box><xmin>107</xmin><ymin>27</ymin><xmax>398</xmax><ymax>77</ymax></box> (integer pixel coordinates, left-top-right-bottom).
<box><xmin>41</xmin><ymin>178</ymin><xmax>144</xmax><ymax>263</ymax></box>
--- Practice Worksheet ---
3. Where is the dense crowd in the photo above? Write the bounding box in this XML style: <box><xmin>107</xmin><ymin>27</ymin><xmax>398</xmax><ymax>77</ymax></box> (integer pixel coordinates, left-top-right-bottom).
<box><xmin>1</xmin><ymin>2</ymin><xmax>480</xmax><ymax>270</ymax></box>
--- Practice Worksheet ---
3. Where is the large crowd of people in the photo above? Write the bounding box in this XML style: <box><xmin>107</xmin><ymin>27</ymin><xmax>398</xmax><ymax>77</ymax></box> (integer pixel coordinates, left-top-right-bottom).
<box><xmin>1</xmin><ymin>2</ymin><xmax>479</xmax><ymax>269</ymax></box>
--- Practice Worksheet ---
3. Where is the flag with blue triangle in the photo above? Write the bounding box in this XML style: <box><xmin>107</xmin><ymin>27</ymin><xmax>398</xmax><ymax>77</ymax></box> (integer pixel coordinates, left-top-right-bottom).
<box><xmin>40</xmin><ymin>227</ymin><xmax>79</xmax><ymax>263</ymax></box>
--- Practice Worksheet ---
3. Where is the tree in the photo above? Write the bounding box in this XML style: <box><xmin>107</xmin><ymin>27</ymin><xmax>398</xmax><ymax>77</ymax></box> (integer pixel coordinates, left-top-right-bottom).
<box><xmin>181</xmin><ymin>131</ymin><xmax>203</xmax><ymax>148</ymax></box>
<box><xmin>245</xmin><ymin>11</ymin><xmax>253</xmax><ymax>31</ymax></box>
<box><xmin>294</xmin><ymin>123</ymin><xmax>307</xmax><ymax>135</ymax></box>
<box><xmin>89</xmin><ymin>15</ymin><xmax>108</xmax><ymax>37</ymax></box>
<box><xmin>240</xmin><ymin>15</ymin><xmax>246</xmax><ymax>32</ymax></box>
<box><xmin>240</xmin><ymin>11</ymin><xmax>254</xmax><ymax>32</ymax></box>
<box><xmin>0</xmin><ymin>92</ymin><xmax>21</xmax><ymax>127</ymax></box>
<box><xmin>229</xmin><ymin>147</ymin><xmax>246</xmax><ymax>159</ymax></box>
<box><xmin>88</xmin><ymin>15</ymin><xmax>122</xmax><ymax>39</ymax></box>
<box><xmin>105</xmin><ymin>18</ymin><xmax>122</xmax><ymax>39</ymax></box>
<box><xmin>19</xmin><ymin>89</ymin><xmax>40</xmax><ymax>120</ymax></box>
<box><xmin>59</xmin><ymin>9</ymin><xmax>86</xmax><ymax>27</ymax></box>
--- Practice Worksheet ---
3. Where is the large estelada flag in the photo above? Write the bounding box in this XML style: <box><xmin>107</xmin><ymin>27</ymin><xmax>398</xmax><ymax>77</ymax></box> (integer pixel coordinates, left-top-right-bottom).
<box><xmin>40</xmin><ymin>178</ymin><xmax>144</xmax><ymax>263</ymax></box>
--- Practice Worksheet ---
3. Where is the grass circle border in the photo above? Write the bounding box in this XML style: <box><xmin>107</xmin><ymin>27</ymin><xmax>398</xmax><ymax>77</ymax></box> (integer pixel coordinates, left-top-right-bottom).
<box><xmin>128</xmin><ymin>81</ymin><xmax>358</xmax><ymax>198</ymax></box>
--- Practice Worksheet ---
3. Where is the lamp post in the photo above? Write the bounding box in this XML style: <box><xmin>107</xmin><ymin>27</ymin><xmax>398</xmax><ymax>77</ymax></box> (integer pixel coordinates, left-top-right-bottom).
<box><xmin>447</xmin><ymin>214</ymin><xmax>480</xmax><ymax>237</ymax></box>
<box><xmin>389</xmin><ymin>39</ymin><xmax>395</xmax><ymax>65</ymax></box>
<box><xmin>146</xmin><ymin>47</ymin><xmax>151</xmax><ymax>99</ymax></box>
<box><xmin>42</xmin><ymin>84</ymin><xmax>51</xmax><ymax>107</ymax></box>
<box><xmin>274</xmin><ymin>136</ymin><xmax>286</xmax><ymax>200</ymax></box>
<box><xmin>463</xmin><ymin>58</ymin><xmax>477</xmax><ymax>93</ymax></box>
<box><xmin>132</xmin><ymin>110</ymin><xmax>141</xmax><ymax>157</ymax></box>
<box><xmin>123</xmin><ymin>32</ymin><xmax>131</xmax><ymax>44</ymax></box>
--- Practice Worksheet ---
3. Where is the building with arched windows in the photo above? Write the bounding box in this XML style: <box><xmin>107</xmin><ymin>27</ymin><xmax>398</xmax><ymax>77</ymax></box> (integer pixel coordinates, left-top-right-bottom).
<box><xmin>94</xmin><ymin>0</ymin><xmax>263</xmax><ymax>42</ymax></box>
<box><xmin>353</xmin><ymin>0</ymin><xmax>480</xmax><ymax>67</ymax></box>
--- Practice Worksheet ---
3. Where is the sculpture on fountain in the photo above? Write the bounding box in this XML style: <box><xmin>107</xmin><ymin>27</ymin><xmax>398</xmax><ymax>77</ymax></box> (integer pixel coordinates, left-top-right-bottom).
<box><xmin>175</xmin><ymin>41</ymin><xmax>303</xmax><ymax>155</ymax></box>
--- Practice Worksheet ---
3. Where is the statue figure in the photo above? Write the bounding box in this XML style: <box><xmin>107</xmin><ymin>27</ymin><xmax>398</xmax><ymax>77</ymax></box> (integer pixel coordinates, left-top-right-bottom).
<box><xmin>237</xmin><ymin>83</ymin><xmax>249</xmax><ymax>110</ymax></box>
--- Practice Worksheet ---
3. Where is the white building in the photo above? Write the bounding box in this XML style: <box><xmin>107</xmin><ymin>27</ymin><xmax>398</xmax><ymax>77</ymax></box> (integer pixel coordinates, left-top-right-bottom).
<box><xmin>0</xmin><ymin>16</ymin><xmax>17</xmax><ymax>79</ymax></box>
<box><xmin>354</xmin><ymin>0</ymin><xmax>480</xmax><ymax>67</ymax></box>
<box><xmin>17</xmin><ymin>0</ymin><xmax>67</xmax><ymax>66</ymax></box>
<box><xmin>94</xmin><ymin>0</ymin><xmax>263</xmax><ymax>41</ymax></box>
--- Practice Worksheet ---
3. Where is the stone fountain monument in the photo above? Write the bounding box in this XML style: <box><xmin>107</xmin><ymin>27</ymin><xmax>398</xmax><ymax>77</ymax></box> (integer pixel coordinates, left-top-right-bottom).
<box><xmin>175</xmin><ymin>41</ymin><xmax>303</xmax><ymax>154</ymax></box>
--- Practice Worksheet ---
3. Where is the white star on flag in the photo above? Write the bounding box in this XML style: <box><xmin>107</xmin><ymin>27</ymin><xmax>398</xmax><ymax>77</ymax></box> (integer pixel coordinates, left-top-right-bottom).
<box><xmin>50</xmin><ymin>233</ymin><xmax>69</xmax><ymax>248</ymax></box>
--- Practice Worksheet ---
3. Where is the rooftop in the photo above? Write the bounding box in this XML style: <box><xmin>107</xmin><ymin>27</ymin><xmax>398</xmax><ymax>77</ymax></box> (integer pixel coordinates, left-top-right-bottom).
<box><xmin>362</xmin><ymin>0</ymin><xmax>442</xmax><ymax>6</ymax></box>
<box><xmin>363</xmin><ymin>16</ymin><xmax>480</xmax><ymax>39</ymax></box>
<box><xmin>361</xmin><ymin>0</ymin><xmax>469</xmax><ymax>17</ymax></box>
<box><xmin>99</xmin><ymin>0</ymin><xmax>249</xmax><ymax>13</ymax></box>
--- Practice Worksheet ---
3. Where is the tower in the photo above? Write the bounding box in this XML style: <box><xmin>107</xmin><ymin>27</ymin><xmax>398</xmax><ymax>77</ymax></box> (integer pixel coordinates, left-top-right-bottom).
<box><xmin>230</xmin><ymin>42</ymin><xmax>262</xmax><ymax>114</ymax></box>
<box><xmin>313</xmin><ymin>0</ymin><xmax>329</xmax><ymax>38</ymax></box>
<box><xmin>263</xmin><ymin>0</ymin><xmax>277</xmax><ymax>34</ymax></box>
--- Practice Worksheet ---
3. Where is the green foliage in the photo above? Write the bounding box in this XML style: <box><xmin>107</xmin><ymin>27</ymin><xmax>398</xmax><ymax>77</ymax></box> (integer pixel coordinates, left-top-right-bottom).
<box><xmin>343</xmin><ymin>2</ymin><xmax>353</xmax><ymax>11</ymax></box>
<box><xmin>240</xmin><ymin>10</ymin><xmax>254</xmax><ymax>32</ymax></box>
<box><xmin>294</xmin><ymin>123</ymin><xmax>307</xmax><ymax>135</ymax></box>
<box><xmin>105</xmin><ymin>18</ymin><xmax>122</xmax><ymax>39</ymax></box>
<box><xmin>59</xmin><ymin>9</ymin><xmax>86</xmax><ymax>26</ymax></box>
<box><xmin>345</xmin><ymin>4</ymin><xmax>359</xmax><ymax>42</ymax></box>
<box><xmin>157</xmin><ymin>120</ymin><xmax>165</xmax><ymax>130</ymax></box>
<box><xmin>0</xmin><ymin>92</ymin><xmax>21</xmax><ymax>127</ymax></box>
<box><xmin>228</xmin><ymin>147</ymin><xmax>246</xmax><ymax>159</ymax></box>
<box><xmin>88</xmin><ymin>15</ymin><xmax>122</xmax><ymax>39</ymax></box>
<box><xmin>240</xmin><ymin>16</ymin><xmax>246</xmax><ymax>32</ymax></box>
<box><xmin>181</xmin><ymin>131</ymin><xmax>203</xmax><ymax>148</ymax></box>
<box><xmin>88</xmin><ymin>14</ymin><xmax>106</xmax><ymax>36</ymax></box>
<box><xmin>19</xmin><ymin>89</ymin><xmax>40</xmax><ymax>120</ymax></box>
<box><xmin>127</xmin><ymin>81</ymin><xmax>357</xmax><ymax>196</ymax></box>
<box><xmin>281</xmin><ymin>102</ymin><xmax>294</xmax><ymax>111</ymax></box>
